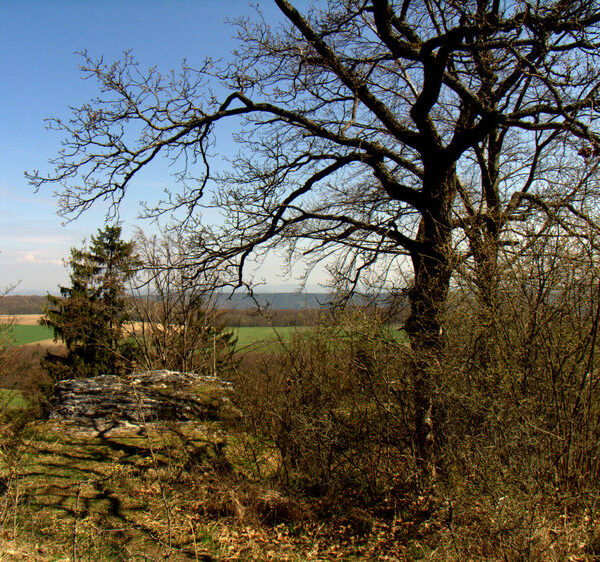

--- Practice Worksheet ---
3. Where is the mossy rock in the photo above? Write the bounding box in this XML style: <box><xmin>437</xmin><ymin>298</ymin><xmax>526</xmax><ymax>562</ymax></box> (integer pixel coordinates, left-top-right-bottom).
<box><xmin>48</xmin><ymin>370</ymin><xmax>235</xmax><ymax>423</ymax></box>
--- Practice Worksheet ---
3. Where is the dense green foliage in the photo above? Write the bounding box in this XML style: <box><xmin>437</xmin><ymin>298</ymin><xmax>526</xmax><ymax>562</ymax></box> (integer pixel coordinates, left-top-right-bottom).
<box><xmin>41</xmin><ymin>226</ymin><xmax>138</xmax><ymax>379</ymax></box>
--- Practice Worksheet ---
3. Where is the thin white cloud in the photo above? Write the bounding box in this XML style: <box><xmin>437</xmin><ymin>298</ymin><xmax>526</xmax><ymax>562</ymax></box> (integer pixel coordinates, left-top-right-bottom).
<box><xmin>16</xmin><ymin>253</ymin><xmax>62</xmax><ymax>266</ymax></box>
<box><xmin>11</xmin><ymin>234</ymin><xmax>72</xmax><ymax>246</ymax></box>
<box><xmin>0</xmin><ymin>186</ymin><xmax>54</xmax><ymax>207</ymax></box>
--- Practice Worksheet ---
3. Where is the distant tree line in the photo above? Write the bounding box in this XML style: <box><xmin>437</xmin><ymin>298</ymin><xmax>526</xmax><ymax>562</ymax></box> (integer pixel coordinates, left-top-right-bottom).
<box><xmin>2</xmin><ymin>291</ymin><xmax>405</xmax><ymax>327</ymax></box>
<box><xmin>0</xmin><ymin>296</ymin><xmax>47</xmax><ymax>315</ymax></box>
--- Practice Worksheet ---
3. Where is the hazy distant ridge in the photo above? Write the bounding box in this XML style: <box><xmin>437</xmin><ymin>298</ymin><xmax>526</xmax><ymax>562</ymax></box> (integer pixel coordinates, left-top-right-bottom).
<box><xmin>1</xmin><ymin>292</ymin><xmax>401</xmax><ymax>315</ymax></box>
<box><xmin>1</xmin><ymin>293</ymin><xmax>334</xmax><ymax>314</ymax></box>
<box><xmin>215</xmin><ymin>292</ymin><xmax>334</xmax><ymax>310</ymax></box>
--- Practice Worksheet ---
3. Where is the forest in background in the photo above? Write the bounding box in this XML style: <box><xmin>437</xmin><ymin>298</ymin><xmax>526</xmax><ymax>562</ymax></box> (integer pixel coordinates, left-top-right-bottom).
<box><xmin>0</xmin><ymin>294</ymin><xmax>406</xmax><ymax>327</ymax></box>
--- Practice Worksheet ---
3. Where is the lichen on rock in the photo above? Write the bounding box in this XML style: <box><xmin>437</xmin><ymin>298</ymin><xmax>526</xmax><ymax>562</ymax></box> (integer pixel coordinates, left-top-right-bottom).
<box><xmin>48</xmin><ymin>370</ymin><xmax>235</xmax><ymax>423</ymax></box>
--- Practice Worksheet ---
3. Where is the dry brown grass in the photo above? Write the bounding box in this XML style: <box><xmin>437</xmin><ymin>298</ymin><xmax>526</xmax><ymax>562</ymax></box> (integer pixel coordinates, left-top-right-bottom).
<box><xmin>0</xmin><ymin>415</ymin><xmax>597</xmax><ymax>561</ymax></box>
<box><xmin>0</xmin><ymin>418</ymin><xmax>415</xmax><ymax>560</ymax></box>
<box><xmin>0</xmin><ymin>315</ymin><xmax>43</xmax><ymax>326</ymax></box>
<box><xmin>3</xmin><ymin>303</ymin><xmax>600</xmax><ymax>559</ymax></box>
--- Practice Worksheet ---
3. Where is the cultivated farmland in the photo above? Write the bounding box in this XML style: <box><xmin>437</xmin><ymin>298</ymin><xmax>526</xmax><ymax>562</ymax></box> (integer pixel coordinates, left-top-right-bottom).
<box><xmin>4</xmin><ymin>315</ymin><xmax>312</xmax><ymax>350</ymax></box>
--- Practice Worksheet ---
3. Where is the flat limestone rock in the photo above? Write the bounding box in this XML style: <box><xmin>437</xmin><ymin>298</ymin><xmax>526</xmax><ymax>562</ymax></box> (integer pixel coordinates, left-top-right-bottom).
<box><xmin>49</xmin><ymin>370</ymin><xmax>234</xmax><ymax>423</ymax></box>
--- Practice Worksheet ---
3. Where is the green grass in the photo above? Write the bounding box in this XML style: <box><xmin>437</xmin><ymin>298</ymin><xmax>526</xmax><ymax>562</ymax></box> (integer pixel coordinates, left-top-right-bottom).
<box><xmin>5</xmin><ymin>321</ymin><xmax>405</xmax><ymax>349</ymax></box>
<box><xmin>231</xmin><ymin>325</ymin><xmax>407</xmax><ymax>350</ymax></box>
<box><xmin>232</xmin><ymin>326</ymin><xmax>309</xmax><ymax>350</ymax></box>
<box><xmin>7</xmin><ymin>324</ymin><xmax>54</xmax><ymax>345</ymax></box>
<box><xmin>0</xmin><ymin>389</ymin><xmax>29</xmax><ymax>411</ymax></box>
<box><xmin>6</xmin><ymin>323</ymin><xmax>306</xmax><ymax>349</ymax></box>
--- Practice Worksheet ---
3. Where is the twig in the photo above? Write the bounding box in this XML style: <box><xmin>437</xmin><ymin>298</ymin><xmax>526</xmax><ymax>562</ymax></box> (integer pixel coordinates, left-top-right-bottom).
<box><xmin>73</xmin><ymin>481</ymin><xmax>81</xmax><ymax>561</ymax></box>
<box><xmin>12</xmin><ymin>483</ymin><xmax>18</xmax><ymax>543</ymax></box>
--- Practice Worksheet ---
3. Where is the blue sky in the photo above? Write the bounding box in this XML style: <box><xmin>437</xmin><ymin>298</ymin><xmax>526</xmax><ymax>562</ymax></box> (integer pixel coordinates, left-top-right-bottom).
<box><xmin>0</xmin><ymin>0</ymin><xmax>317</xmax><ymax>294</ymax></box>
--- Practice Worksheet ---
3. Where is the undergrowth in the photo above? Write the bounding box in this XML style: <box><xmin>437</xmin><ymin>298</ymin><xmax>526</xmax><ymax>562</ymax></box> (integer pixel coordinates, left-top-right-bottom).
<box><xmin>0</xmin><ymin>300</ymin><xmax>600</xmax><ymax>559</ymax></box>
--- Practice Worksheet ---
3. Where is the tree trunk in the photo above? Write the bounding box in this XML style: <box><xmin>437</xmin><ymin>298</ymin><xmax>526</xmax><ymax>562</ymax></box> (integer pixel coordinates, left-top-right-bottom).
<box><xmin>471</xmin><ymin>129</ymin><xmax>503</xmax><ymax>370</ymax></box>
<box><xmin>405</xmin><ymin>165</ymin><xmax>455</xmax><ymax>474</ymax></box>
<box><xmin>470</xmin><ymin>228</ymin><xmax>502</xmax><ymax>373</ymax></box>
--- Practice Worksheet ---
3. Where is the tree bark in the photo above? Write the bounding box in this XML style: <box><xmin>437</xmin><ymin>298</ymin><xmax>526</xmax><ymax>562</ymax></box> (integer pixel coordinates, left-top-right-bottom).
<box><xmin>405</xmin><ymin>165</ymin><xmax>455</xmax><ymax>473</ymax></box>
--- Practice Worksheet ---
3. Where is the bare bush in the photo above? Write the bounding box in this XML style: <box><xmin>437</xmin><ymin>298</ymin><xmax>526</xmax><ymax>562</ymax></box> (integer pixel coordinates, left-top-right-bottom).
<box><xmin>441</xmin><ymin>223</ymin><xmax>600</xmax><ymax>494</ymax></box>
<box><xmin>235</xmin><ymin>310</ymin><xmax>414</xmax><ymax>499</ymax></box>
<box><xmin>129</xmin><ymin>229</ymin><xmax>235</xmax><ymax>376</ymax></box>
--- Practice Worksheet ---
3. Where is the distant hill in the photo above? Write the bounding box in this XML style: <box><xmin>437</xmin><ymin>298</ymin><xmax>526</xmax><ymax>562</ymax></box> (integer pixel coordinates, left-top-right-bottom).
<box><xmin>1</xmin><ymin>292</ymin><xmax>403</xmax><ymax>315</ymax></box>
<box><xmin>215</xmin><ymin>292</ymin><xmax>332</xmax><ymax>310</ymax></box>
<box><xmin>0</xmin><ymin>293</ymin><xmax>331</xmax><ymax>314</ymax></box>
<box><xmin>0</xmin><ymin>295</ymin><xmax>48</xmax><ymax>315</ymax></box>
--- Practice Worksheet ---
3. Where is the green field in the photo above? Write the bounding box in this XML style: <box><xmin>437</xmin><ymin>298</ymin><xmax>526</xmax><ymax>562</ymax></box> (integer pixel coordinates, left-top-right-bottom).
<box><xmin>5</xmin><ymin>323</ymin><xmax>302</xmax><ymax>349</ymax></box>
<box><xmin>5</xmin><ymin>323</ymin><xmax>405</xmax><ymax>349</ymax></box>
<box><xmin>232</xmin><ymin>326</ymin><xmax>308</xmax><ymax>350</ymax></box>
<box><xmin>231</xmin><ymin>325</ymin><xmax>406</xmax><ymax>350</ymax></box>
<box><xmin>7</xmin><ymin>324</ymin><xmax>54</xmax><ymax>346</ymax></box>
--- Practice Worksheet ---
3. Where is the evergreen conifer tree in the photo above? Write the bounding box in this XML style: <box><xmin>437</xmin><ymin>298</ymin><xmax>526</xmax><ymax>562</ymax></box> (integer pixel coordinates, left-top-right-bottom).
<box><xmin>42</xmin><ymin>225</ymin><xmax>137</xmax><ymax>379</ymax></box>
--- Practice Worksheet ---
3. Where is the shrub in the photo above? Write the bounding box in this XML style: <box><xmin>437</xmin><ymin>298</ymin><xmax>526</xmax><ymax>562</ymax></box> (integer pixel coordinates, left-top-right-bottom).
<box><xmin>234</xmin><ymin>310</ymin><xmax>414</xmax><ymax>500</ymax></box>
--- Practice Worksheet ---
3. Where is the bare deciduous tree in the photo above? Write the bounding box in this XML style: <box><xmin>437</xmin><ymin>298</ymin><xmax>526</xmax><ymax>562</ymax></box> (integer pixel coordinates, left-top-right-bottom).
<box><xmin>128</xmin><ymin>229</ymin><xmax>234</xmax><ymax>375</ymax></box>
<box><xmin>28</xmin><ymin>0</ymin><xmax>600</xmax><ymax>468</ymax></box>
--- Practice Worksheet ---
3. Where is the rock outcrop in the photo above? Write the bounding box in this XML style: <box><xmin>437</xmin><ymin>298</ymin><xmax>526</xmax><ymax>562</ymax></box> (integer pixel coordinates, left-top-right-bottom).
<box><xmin>49</xmin><ymin>370</ymin><xmax>234</xmax><ymax>423</ymax></box>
